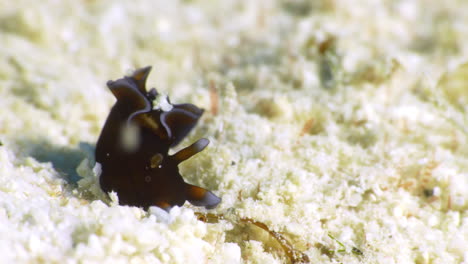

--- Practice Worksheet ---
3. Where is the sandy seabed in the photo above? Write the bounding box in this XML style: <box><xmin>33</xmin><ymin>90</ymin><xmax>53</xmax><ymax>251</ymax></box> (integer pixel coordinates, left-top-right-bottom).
<box><xmin>0</xmin><ymin>1</ymin><xmax>467</xmax><ymax>263</ymax></box>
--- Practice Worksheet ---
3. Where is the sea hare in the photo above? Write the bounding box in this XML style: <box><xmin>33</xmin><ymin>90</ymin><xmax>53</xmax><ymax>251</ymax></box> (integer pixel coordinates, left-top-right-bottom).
<box><xmin>95</xmin><ymin>66</ymin><xmax>221</xmax><ymax>210</ymax></box>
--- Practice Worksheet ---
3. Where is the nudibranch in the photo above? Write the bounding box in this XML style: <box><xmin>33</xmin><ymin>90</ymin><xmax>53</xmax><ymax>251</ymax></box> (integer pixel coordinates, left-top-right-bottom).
<box><xmin>95</xmin><ymin>66</ymin><xmax>221</xmax><ymax>210</ymax></box>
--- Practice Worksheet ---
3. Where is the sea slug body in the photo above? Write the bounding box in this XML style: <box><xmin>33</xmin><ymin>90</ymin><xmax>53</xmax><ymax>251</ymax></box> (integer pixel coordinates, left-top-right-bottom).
<box><xmin>95</xmin><ymin>66</ymin><xmax>221</xmax><ymax>210</ymax></box>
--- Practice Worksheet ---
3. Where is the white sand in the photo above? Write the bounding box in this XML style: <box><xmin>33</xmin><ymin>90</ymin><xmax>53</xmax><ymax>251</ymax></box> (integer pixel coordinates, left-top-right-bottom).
<box><xmin>0</xmin><ymin>1</ymin><xmax>467</xmax><ymax>263</ymax></box>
